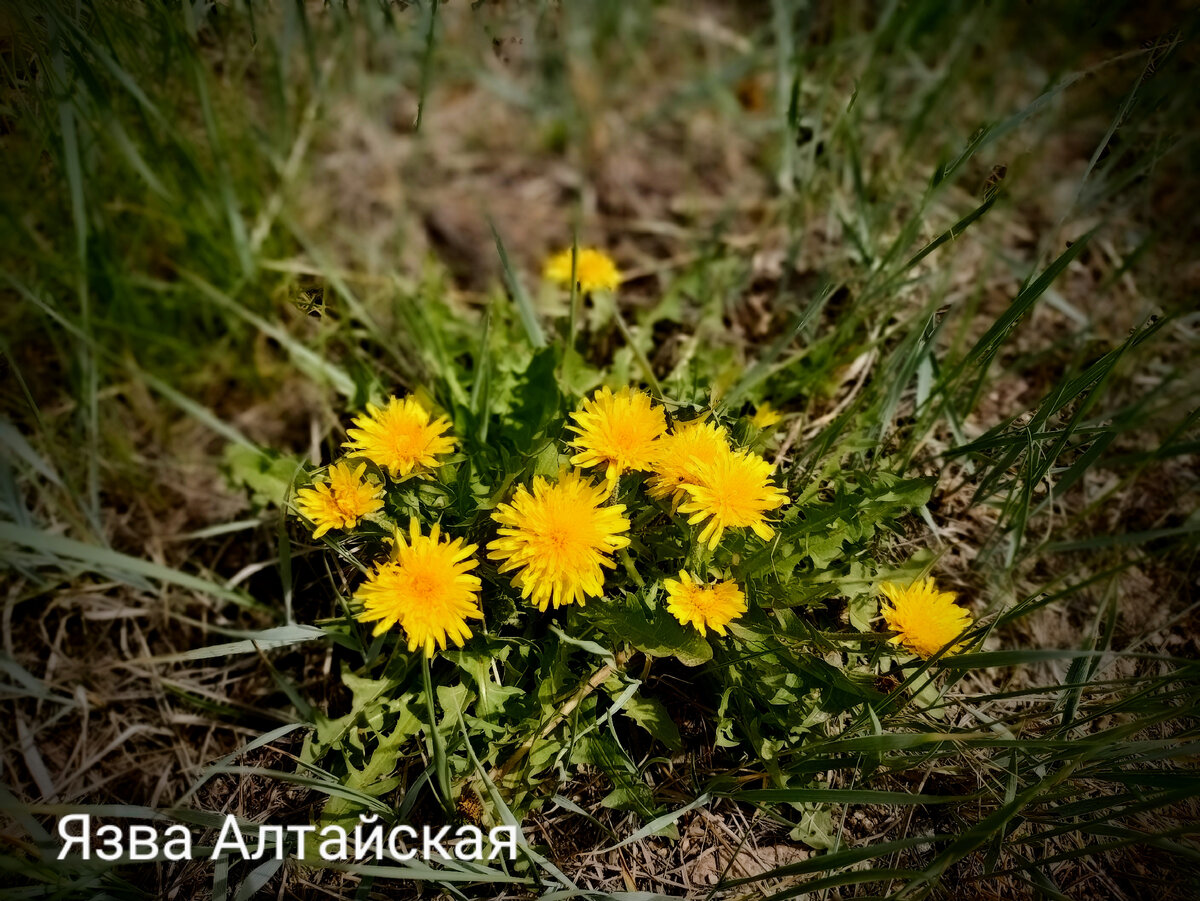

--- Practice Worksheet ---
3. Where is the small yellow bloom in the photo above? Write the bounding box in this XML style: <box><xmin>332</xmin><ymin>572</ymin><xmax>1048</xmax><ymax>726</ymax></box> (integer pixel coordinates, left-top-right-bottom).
<box><xmin>663</xmin><ymin>571</ymin><xmax>746</xmax><ymax>636</ymax></box>
<box><xmin>568</xmin><ymin>386</ymin><xmax>667</xmax><ymax>489</ymax></box>
<box><xmin>356</xmin><ymin>518</ymin><xmax>482</xmax><ymax>657</ymax></box>
<box><xmin>879</xmin><ymin>577</ymin><xmax>972</xmax><ymax>659</ymax></box>
<box><xmin>488</xmin><ymin>469</ymin><xmax>631</xmax><ymax>611</ymax></box>
<box><xmin>751</xmin><ymin>403</ymin><xmax>782</xmax><ymax>429</ymax></box>
<box><xmin>679</xmin><ymin>447</ymin><xmax>788</xmax><ymax>549</ymax></box>
<box><xmin>344</xmin><ymin>396</ymin><xmax>455</xmax><ymax>481</ymax></box>
<box><xmin>646</xmin><ymin>418</ymin><xmax>731</xmax><ymax>509</ymax></box>
<box><xmin>295</xmin><ymin>461</ymin><xmax>384</xmax><ymax>538</ymax></box>
<box><xmin>543</xmin><ymin>247</ymin><xmax>621</xmax><ymax>294</ymax></box>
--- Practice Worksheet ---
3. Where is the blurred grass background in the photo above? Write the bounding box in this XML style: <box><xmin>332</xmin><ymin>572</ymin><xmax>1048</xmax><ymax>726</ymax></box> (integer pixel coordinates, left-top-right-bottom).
<box><xmin>1</xmin><ymin>0</ymin><xmax>1198</xmax><ymax>898</ymax></box>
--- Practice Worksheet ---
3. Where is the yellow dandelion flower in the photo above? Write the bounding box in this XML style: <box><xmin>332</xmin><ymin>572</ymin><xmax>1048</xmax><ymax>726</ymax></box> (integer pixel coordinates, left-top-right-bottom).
<box><xmin>879</xmin><ymin>577</ymin><xmax>972</xmax><ymax>659</ymax></box>
<box><xmin>295</xmin><ymin>461</ymin><xmax>384</xmax><ymax>538</ymax></box>
<box><xmin>488</xmin><ymin>469</ymin><xmax>631</xmax><ymax>611</ymax></box>
<box><xmin>543</xmin><ymin>247</ymin><xmax>622</xmax><ymax>294</ymax></box>
<box><xmin>646</xmin><ymin>418</ymin><xmax>731</xmax><ymax>509</ymax></box>
<box><xmin>751</xmin><ymin>403</ymin><xmax>782</xmax><ymax>429</ymax></box>
<box><xmin>679</xmin><ymin>447</ymin><xmax>788</xmax><ymax>550</ymax></box>
<box><xmin>663</xmin><ymin>571</ymin><xmax>747</xmax><ymax>636</ymax></box>
<box><xmin>568</xmin><ymin>386</ymin><xmax>667</xmax><ymax>489</ymax></box>
<box><xmin>356</xmin><ymin>518</ymin><xmax>482</xmax><ymax>657</ymax></box>
<box><xmin>344</xmin><ymin>395</ymin><xmax>455</xmax><ymax>481</ymax></box>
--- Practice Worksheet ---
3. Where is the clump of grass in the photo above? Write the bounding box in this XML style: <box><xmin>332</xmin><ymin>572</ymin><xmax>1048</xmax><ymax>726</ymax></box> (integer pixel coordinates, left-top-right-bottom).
<box><xmin>1</xmin><ymin>1</ymin><xmax>1198</xmax><ymax>899</ymax></box>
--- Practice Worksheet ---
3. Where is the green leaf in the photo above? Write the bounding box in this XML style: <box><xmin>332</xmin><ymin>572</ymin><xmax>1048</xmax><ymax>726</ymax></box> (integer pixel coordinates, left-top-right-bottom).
<box><xmin>549</xmin><ymin>624</ymin><xmax>616</xmax><ymax>664</ymax></box>
<box><xmin>806</xmin><ymin>524</ymin><xmax>849</xmax><ymax>568</ymax></box>
<box><xmin>848</xmin><ymin>590</ymin><xmax>877</xmax><ymax>632</ymax></box>
<box><xmin>0</xmin><ymin>522</ymin><xmax>262</xmax><ymax>611</ymax></box>
<box><xmin>140</xmin><ymin>625</ymin><xmax>327</xmax><ymax>662</ymax></box>
<box><xmin>508</xmin><ymin>346</ymin><xmax>562</xmax><ymax>447</ymax></box>
<box><xmin>571</xmin><ymin>734</ymin><xmax>658</xmax><ymax>818</ymax></box>
<box><xmin>222</xmin><ymin>444</ymin><xmax>301</xmax><ymax>509</ymax></box>
<box><xmin>183</xmin><ymin>272</ymin><xmax>356</xmax><ymax>397</ymax></box>
<box><xmin>592</xmin><ymin>593</ymin><xmax>713</xmax><ymax>667</ymax></box>
<box><xmin>490</xmin><ymin>220</ymin><xmax>545</xmax><ymax>348</ymax></box>
<box><xmin>0</xmin><ymin>419</ymin><xmax>63</xmax><ymax>486</ymax></box>
<box><xmin>447</xmin><ymin>645</ymin><xmax>522</xmax><ymax>720</ymax></box>
<box><xmin>322</xmin><ymin>711</ymin><xmax>421</xmax><ymax>830</ymax></box>
<box><xmin>597</xmin><ymin>793</ymin><xmax>711</xmax><ymax>851</ymax></box>
<box><xmin>437</xmin><ymin>682</ymin><xmax>474</xmax><ymax>727</ymax></box>
<box><xmin>620</xmin><ymin>693</ymin><xmax>682</xmax><ymax>750</ymax></box>
<box><xmin>790</xmin><ymin>802</ymin><xmax>835</xmax><ymax>850</ymax></box>
<box><xmin>527</xmin><ymin>734</ymin><xmax>565</xmax><ymax>775</ymax></box>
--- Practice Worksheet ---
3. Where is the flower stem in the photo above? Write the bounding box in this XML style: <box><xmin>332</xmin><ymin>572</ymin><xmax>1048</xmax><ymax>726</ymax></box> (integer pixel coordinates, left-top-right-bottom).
<box><xmin>421</xmin><ymin>654</ymin><xmax>454</xmax><ymax>816</ymax></box>
<box><xmin>567</xmin><ymin>237</ymin><xmax>580</xmax><ymax>346</ymax></box>
<box><xmin>687</xmin><ymin>535</ymin><xmax>712</xmax><ymax>579</ymax></box>
<box><xmin>620</xmin><ymin>547</ymin><xmax>645</xmax><ymax>588</ymax></box>
<box><xmin>613</xmin><ymin>307</ymin><xmax>663</xmax><ymax>399</ymax></box>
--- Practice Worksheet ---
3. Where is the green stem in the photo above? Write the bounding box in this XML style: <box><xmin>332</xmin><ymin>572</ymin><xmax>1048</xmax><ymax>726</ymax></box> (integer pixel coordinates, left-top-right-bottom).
<box><xmin>613</xmin><ymin>306</ymin><xmax>663</xmax><ymax>398</ymax></box>
<box><xmin>687</xmin><ymin>538</ymin><xmax>713</xmax><ymax>579</ymax></box>
<box><xmin>567</xmin><ymin>237</ymin><xmax>580</xmax><ymax>348</ymax></box>
<box><xmin>421</xmin><ymin>653</ymin><xmax>454</xmax><ymax>816</ymax></box>
<box><xmin>620</xmin><ymin>547</ymin><xmax>644</xmax><ymax>588</ymax></box>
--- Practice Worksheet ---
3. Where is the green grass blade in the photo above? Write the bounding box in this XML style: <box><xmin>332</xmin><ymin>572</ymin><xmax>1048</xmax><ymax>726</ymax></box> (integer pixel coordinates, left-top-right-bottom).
<box><xmin>490</xmin><ymin>220</ymin><xmax>546</xmax><ymax>348</ymax></box>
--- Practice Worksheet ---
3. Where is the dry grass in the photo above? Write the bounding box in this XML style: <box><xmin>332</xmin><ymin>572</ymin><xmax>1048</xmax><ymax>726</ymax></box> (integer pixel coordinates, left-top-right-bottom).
<box><xmin>2</xmin><ymin>1</ymin><xmax>1198</xmax><ymax>899</ymax></box>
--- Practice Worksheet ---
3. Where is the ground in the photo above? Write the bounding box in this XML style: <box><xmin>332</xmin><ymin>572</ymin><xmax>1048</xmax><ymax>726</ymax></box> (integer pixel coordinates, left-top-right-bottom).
<box><xmin>1</xmin><ymin>1</ymin><xmax>1198</xmax><ymax>899</ymax></box>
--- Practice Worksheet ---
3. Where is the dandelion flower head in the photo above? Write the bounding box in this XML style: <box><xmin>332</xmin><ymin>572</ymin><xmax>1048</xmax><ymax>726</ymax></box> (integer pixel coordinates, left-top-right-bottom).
<box><xmin>543</xmin><ymin>247</ymin><xmax>621</xmax><ymax>294</ymax></box>
<box><xmin>344</xmin><ymin>395</ymin><xmax>455</xmax><ymax>481</ymax></box>
<box><xmin>751</xmin><ymin>403</ymin><xmax>782</xmax><ymax>429</ymax></box>
<box><xmin>663</xmin><ymin>571</ymin><xmax>747</xmax><ymax>636</ymax></box>
<box><xmin>295</xmin><ymin>461</ymin><xmax>384</xmax><ymax>538</ymax></box>
<box><xmin>646</xmin><ymin>418</ymin><xmax>731</xmax><ymax>509</ymax></box>
<box><xmin>355</xmin><ymin>518</ymin><xmax>482</xmax><ymax>657</ymax></box>
<box><xmin>879</xmin><ymin>577</ymin><xmax>972</xmax><ymax>659</ymax></box>
<box><xmin>568</xmin><ymin>386</ymin><xmax>667</xmax><ymax>488</ymax></box>
<box><xmin>679</xmin><ymin>447</ymin><xmax>788</xmax><ymax>549</ymax></box>
<box><xmin>488</xmin><ymin>469</ymin><xmax>631</xmax><ymax>611</ymax></box>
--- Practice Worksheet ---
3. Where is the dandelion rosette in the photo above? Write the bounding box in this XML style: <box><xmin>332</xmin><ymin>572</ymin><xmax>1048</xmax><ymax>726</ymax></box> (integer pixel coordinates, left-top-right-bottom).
<box><xmin>879</xmin><ymin>577</ymin><xmax>972</xmax><ymax>658</ymax></box>
<box><xmin>543</xmin><ymin>247</ymin><xmax>621</xmax><ymax>294</ymax></box>
<box><xmin>344</xmin><ymin>395</ymin><xmax>455</xmax><ymax>480</ymax></box>
<box><xmin>663</xmin><ymin>571</ymin><xmax>747</xmax><ymax>636</ymax></box>
<box><xmin>294</xmin><ymin>461</ymin><xmax>384</xmax><ymax>538</ymax></box>
<box><xmin>679</xmin><ymin>446</ymin><xmax>788</xmax><ymax>549</ymax></box>
<box><xmin>355</xmin><ymin>518</ymin><xmax>482</xmax><ymax>657</ymax></box>
<box><xmin>646</xmin><ymin>418</ymin><xmax>731</xmax><ymax>509</ymax></box>
<box><xmin>488</xmin><ymin>469</ymin><xmax>631</xmax><ymax>611</ymax></box>
<box><xmin>568</xmin><ymin>386</ymin><xmax>667</xmax><ymax>489</ymax></box>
